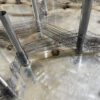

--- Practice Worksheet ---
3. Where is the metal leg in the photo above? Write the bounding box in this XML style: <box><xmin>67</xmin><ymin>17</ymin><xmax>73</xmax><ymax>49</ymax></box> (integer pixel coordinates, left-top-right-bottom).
<box><xmin>16</xmin><ymin>0</ymin><xmax>21</xmax><ymax>4</ymax></box>
<box><xmin>0</xmin><ymin>76</ymin><xmax>17</xmax><ymax>97</ymax></box>
<box><xmin>31</xmin><ymin>0</ymin><xmax>42</xmax><ymax>36</ymax></box>
<box><xmin>42</xmin><ymin>0</ymin><xmax>48</xmax><ymax>16</ymax></box>
<box><xmin>76</xmin><ymin>0</ymin><xmax>93</xmax><ymax>54</ymax></box>
<box><xmin>0</xmin><ymin>11</ymin><xmax>29</xmax><ymax>67</ymax></box>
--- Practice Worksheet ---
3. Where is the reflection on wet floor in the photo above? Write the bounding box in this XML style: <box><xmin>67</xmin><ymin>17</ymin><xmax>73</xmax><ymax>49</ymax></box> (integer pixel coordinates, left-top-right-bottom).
<box><xmin>19</xmin><ymin>53</ymin><xmax>100</xmax><ymax>100</ymax></box>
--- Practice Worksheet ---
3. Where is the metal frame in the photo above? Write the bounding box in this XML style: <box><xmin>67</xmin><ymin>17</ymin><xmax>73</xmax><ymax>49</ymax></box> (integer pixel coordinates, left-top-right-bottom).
<box><xmin>0</xmin><ymin>0</ymin><xmax>94</xmax><ymax>63</ymax></box>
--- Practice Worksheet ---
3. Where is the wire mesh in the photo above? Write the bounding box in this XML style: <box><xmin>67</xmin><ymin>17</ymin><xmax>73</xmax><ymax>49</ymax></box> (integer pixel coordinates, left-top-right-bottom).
<box><xmin>42</xmin><ymin>22</ymin><xmax>100</xmax><ymax>51</ymax></box>
<box><xmin>24</xmin><ymin>37</ymin><xmax>59</xmax><ymax>55</ymax></box>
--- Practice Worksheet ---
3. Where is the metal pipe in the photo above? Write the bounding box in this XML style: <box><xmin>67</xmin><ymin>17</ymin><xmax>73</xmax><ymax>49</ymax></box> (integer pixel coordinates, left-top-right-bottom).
<box><xmin>31</xmin><ymin>0</ymin><xmax>42</xmax><ymax>36</ymax></box>
<box><xmin>0</xmin><ymin>11</ymin><xmax>29</xmax><ymax>66</ymax></box>
<box><xmin>76</xmin><ymin>0</ymin><xmax>93</xmax><ymax>54</ymax></box>
<box><xmin>0</xmin><ymin>76</ymin><xmax>17</xmax><ymax>97</ymax></box>
<box><xmin>16</xmin><ymin>0</ymin><xmax>21</xmax><ymax>4</ymax></box>
<box><xmin>42</xmin><ymin>0</ymin><xmax>48</xmax><ymax>16</ymax></box>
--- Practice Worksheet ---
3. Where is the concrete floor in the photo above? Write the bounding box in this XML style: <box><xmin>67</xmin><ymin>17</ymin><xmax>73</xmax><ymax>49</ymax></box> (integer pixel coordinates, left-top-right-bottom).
<box><xmin>21</xmin><ymin>53</ymin><xmax>100</xmax><ymax>100</ymax></box>
<box><xmin>1</xmin><ymin>47</ymin><xmax>100</xmax><ymax>100</ymax></box>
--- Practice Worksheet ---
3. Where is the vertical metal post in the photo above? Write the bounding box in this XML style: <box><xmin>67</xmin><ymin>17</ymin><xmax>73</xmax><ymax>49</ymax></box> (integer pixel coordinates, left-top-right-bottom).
<box><xmin>16</xmin><ymin>0</ymin><xmax>21</xmax><ymax>4</ymax></box>
<box><xmin>0</xmin><ymin>76</ymin><xmax>17</xmax><ymax>97</ymax></box>
<box><xmin>42</xmin><ymin>0</ymin><xmax>48</xmax><ymax>16</ymax></box>
<box><xmin>0</xmin><ymin>11</ymin><xmax>29</xmax><ymax>66</ymax></box>
<box><xmin>31</xmin><ymin>0</ymin><xmax>42</xmax><ymax>36</ymax></box>
<box><xmin>76</xmin><ymin>0</ymin><xmax>93</xmax><ymax>54</ymax></box>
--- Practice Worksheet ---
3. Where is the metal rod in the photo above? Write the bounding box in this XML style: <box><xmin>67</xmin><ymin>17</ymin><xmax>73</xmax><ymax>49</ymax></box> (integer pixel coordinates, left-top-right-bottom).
<box><xmin>31</xmin><ymin>0</ymin><xmax>42</xmax><ymax>36</ymax></box>
<box><xmin>16</xmin><ymin>0</ymin><xmax>21</xmax><ymax>4</ymax></box>
<box><xmin>0</xmin><ymin>76</ymin><xmax>17</xmax><ymax>97</ymax></box>
<box><xmin>42</xmin><ymin>0</ymin><xmax>48</xmax><ymax>16</ymax></box>
<box><xmin>76</xmin><ymin>0</ymin><xmax>93</xmax><ymax>54</ymax></box>
<box><xmin>0</xmin><ymin>11</ymin><xmax>29</xmax><ymax>66</ymax></box>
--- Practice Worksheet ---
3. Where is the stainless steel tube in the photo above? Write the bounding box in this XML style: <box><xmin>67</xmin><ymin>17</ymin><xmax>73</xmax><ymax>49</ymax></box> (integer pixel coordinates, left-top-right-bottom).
<box><xmin>42</xmin><ymin>0</ymin><xmax>48</xmax><ymax>16</ymax></box>
<box><xmin>31</xmin><ymin>0</ymin><xmax>42</xmax><ymax>35</ymax></box>
<box><xmin>0</xmin><ymin>11</ymin><xmax>29</xmax><ymax>66</ymax></box>
<box><xmin>76</xmin><ymin>0</ymin><xmax>93</xmax><ymax>54</ymax></box>
<box><xmin>0</xmin><ymin>76</ymin><xmax>17</xmax><ymax>97</ymax></box>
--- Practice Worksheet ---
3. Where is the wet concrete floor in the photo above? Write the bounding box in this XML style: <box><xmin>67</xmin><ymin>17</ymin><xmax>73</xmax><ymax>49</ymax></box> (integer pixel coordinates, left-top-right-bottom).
<box><xmin>19</xmin><ymin>53</ymin><xmax>100</xmax><ymax>100</ymax></box>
